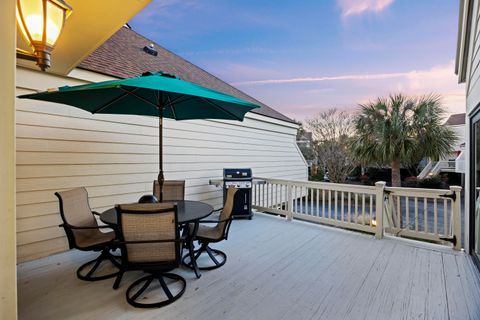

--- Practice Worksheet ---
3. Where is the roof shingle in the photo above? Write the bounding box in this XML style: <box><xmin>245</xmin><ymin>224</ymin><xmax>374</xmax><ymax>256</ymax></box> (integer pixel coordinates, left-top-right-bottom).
<box><xmin>444</xmin><ymin>113</ymin><xmax>466</xmax><ymax>126</ymax></box>
<box><xmin>78</xmin><ymin>26</ymin><xmax>293</xmax><ymax>123</ymax></box>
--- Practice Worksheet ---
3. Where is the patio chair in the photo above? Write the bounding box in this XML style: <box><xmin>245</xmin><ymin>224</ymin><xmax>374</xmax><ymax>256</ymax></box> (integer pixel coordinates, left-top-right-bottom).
<box><xmin>55</xmin><ymin>187</ymin><xmax>120</xmax><ymax>281</ymax></box>
<box><xmin>182</xmin><ymin>187</ymin><xmax>238</xmax><ymax>270</ymax></box>
<box><xmin>113</xmin><ymin>203</ymin><xmax>186</xmax><ymax>308</ymax></box>
<box><xmin>153</xmin><ymin>180</ymin><xmax>185</xmax><ymax>202</ymax></box>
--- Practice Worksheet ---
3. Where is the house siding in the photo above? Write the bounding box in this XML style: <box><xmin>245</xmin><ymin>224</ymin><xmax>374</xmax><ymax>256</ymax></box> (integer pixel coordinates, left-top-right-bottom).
<box><xmin>467</xmin><ymin>0</ymin><xmax>480</xmax><ymax>114</ymax></box>
<box><xmin>15</xmin><ymin>67</ymin><xmax>307</xmax><ymax>262</ymax></box>
<box><xmin>461</xmin><ymin>0</ymin><xmax>480</xmax><ymax>254</ymax></box>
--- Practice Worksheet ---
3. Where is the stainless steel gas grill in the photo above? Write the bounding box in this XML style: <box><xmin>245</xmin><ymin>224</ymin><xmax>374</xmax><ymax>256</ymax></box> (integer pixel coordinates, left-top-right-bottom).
<box><xmin>223</xmin><ymin>168</ymin><xmax>253</xmax><ymax>219</ymax></box>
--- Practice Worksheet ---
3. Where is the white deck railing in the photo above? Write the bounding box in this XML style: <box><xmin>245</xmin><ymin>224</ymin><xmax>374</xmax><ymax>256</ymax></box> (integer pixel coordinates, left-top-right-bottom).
<box><xmin>383</xmin><ymin>185</ymin><xmax>462</xmax><ymax>250</ymax></box>
<box><xmin>252</xmin><ymin>177</ymin><xmax>462</xmax><ymax>250</ymax></box>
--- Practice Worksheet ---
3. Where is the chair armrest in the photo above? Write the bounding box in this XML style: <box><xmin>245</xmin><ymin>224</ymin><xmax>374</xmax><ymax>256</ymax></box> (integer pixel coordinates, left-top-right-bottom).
<box><xmin>92</xmin><ymin>211</ymin><xmax>101</xmax><ymax>216</ymax></box>
<box><xmin>59</xmin><ymin>223</ymin><xmax>113</xmax><ymax>230</ymax></box>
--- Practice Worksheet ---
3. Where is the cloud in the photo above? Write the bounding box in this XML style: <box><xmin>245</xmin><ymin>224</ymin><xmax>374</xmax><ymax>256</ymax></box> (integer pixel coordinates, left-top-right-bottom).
<box><xmin>337</xmin><ymin>0</ymin><xmax>394</xmax><ymax>17</ymax></box>
<box><xmin>231</xmin><ymin>61</ymin><xmax>460</xmax><ymax>88</ymax></box>
<box><xmin>234</xmin><ymin>61</ymin><xmax>466</xmax><ymax>121</ymax></box>
<box><xmin>232</xmin><ymin>71</ymin><xmax>407</xmax><ymax>86</ymax></box>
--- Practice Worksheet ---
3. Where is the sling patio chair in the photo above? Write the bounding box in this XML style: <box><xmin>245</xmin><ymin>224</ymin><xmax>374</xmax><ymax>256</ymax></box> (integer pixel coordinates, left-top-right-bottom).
<box><xmin>55</xmin><ymin>187</ymin><xmax>120</xmax><ymax>281</ymax></box>
<box><xmin>113</xmin><ymin>202</ymin><xmax>186</xmax><ymax>308</ymax></box>
<box><xmin>182</xmin><ymin>187</ymin><xmax>238</xmax><ymax>270</ymax></box>
<box><xmin>153</xmin><ymin>180</ymin><xmax>185</xmax><ymax>202</ymax></box>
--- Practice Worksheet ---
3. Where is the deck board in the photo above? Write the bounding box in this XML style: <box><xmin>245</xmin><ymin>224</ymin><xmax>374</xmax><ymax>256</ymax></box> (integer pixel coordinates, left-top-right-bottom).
<box><xmin>17</xmin><ymin>213</ymin><xmax>480</xmax><ymax>320</ymax></box>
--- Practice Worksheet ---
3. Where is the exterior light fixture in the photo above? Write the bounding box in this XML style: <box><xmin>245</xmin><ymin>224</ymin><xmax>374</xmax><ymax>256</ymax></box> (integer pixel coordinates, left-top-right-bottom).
<box><xmin>16</xmin><ymin>0</ymin><xmax>72</xmax><ymax>71</ymax></box>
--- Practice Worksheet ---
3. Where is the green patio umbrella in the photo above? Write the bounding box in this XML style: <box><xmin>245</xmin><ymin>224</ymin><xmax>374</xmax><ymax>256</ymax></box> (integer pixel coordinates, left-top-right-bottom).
<box><xmin>18</xmin><ymin>71</ymin><xmax>260</xmax><ymax>201</ymax></box>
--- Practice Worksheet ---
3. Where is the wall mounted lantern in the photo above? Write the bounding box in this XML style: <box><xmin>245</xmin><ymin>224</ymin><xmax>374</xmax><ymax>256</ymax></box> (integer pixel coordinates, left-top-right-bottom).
<box><xmin>16</xmin><ymin>0</ymin><xmax>72</xmax><ymax>71</ymax></box>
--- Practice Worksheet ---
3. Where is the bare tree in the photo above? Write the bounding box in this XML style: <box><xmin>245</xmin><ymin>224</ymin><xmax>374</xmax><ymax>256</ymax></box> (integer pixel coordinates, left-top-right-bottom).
<box><xmin>305</xmin><ymin>109</ymin><xmax>355</xmax><ymax>183</ymax></box>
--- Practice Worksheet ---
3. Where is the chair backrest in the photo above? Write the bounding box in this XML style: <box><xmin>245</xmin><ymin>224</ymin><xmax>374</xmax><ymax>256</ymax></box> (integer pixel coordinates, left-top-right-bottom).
<box><xmin>153</xmin><ymin>180</ymin><xmax>185</xmax><ymax>202</ymax></box>
<box><xmin>55</xmin><ymin>187</ymin><xmax>99</xmax><ymax>249</ymax></box>
<box><xmin>215</xmin><ymin>187</ymin><xmax>238</xmax><ymax>240</ymax></box>
<box><xmin>115</xmin><ymin>203</ymin><xmax>180</xmax><ymax>265</ymax></box>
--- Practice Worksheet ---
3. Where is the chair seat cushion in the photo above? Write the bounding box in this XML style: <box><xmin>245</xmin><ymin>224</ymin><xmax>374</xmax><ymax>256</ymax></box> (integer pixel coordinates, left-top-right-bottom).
<box><xmin>75</xmin><ymin>229</ymin><xmax>115</xmax><ymax>249</ymax></box>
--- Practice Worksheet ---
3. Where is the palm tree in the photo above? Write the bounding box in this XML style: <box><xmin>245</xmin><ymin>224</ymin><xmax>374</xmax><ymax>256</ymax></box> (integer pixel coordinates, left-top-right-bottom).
<box><xmin>350</xmin><ymin>94</ymin><xmax>457</xmax><ymax>187</ymax></box>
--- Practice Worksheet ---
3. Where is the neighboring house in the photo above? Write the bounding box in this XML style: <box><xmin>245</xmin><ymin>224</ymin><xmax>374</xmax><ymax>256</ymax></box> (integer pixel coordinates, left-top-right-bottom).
<box><xmin>445</xmin><ymin>113</ymin><xmax>467</xmax><ymax>152</ymax></box>
<box><xmin>456</xmin><ymin>0</ymin><xmax>480</xmax><ymax>271</ymax></box>
<box><xmin>446</xmin><ymin>113</ymin><xmax>467</xmax><ymax>174</ymax></box>
<box><xmin>296</xmin><ymin>130</ymin><xmax>317</xmax><ymax>175</ymax></box>
<box><xmin>15</xmin><ymin>25</ymin><xmax>307</xmax><ymax>262</ymax></box>
<box><xmin>417</xmin><ymin>113</ymin><xmax>466</xmax><ymax>178</ymax></box>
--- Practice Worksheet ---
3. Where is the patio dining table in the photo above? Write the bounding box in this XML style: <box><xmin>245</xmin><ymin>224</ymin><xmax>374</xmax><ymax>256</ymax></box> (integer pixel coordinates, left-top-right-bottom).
<box><xmin>100</xmin><ymin>200</ymin><xmax>214</xmax><ymax>278</ymax></box>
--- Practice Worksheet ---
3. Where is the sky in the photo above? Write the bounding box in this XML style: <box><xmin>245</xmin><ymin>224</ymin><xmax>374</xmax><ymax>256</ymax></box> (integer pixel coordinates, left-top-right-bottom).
<box><xmin>130</xmin><ymin>0</ymin><xmax>465</xmax><ymax>121</ymax></box>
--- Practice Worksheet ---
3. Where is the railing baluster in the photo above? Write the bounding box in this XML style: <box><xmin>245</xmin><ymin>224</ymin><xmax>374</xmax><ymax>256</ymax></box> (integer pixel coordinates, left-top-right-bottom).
<box><xmin>341</xmin><ymin>191</ymin><xmax>345</xmax><ymax>222</ymax></box>
<box><xmin>369</xmin><ymin>194</ymin><xmax>373</xmax><ymax>226</ymax></box>
<box><xmin>434</xmin><ymin>198</ymin><xmax>438</xmax><ymax>234</ymax></box>
<box><xmin>355</xmin><ymin>193</ymin><xmax>359</xmax><ymax>223</ymax></box>
<box><xmin>271</xmin><ymin>183</ymin><xmax>274</xmax><ymax>208</ymax></box>
<box><xmin>362</xmin><ymin>193</ymin><xmax>366</xmax><ymax>225</ymax></box>
<box><xmin>275</xmin><ymin>184</ymin><xmax>278</xmax><ymax>209</ymax></box>
<box><xmin>414</xmin><ymin>197</ymin><xmax>419</xmax><ymax>232</ymax></box>
<box><xmin>424</xmin><ymin>197</ymin><xmax>428</xmax><ymax>233</ymax></box>
<box><xmin>328</xmin><ymin>190</ymin><xmax>332</xmax><ymax>219</ymax></box>
<box><xmin>266</xmin><ymin>183</ymin><xmax>269</xmax><ymax>208</ymax></box>
<box><xmin>310</xmin><ymin>188</ymin><xmax>314</xmax><ymax>216</ymax></box>
<box><xmin>348</xmin><ymin>192</ymin><xmax>351</xmax><ymax>223</ymax></box>
<box><xmin>262</xmin><ymin>183</ymin><xmax>265</xmax><ymax>207</ymax></box>
<box><xmin>300</xmin><ymin>186</ymin><xmax>304</xmax><ymax>214</ymax></box>
<box><xmin>396</xmin><ymin>196</ymin><xmax>401</xmax><ymax>228</ymax></box>
<box><xmin>335</xmin><ymin>190</ymin><xmax>338</xmax><ymax>221</ymax></box>
<box><xmin>444</xmin><ymin>198</ymin><xmax>448</xmax><ymax>236</ymax></box>
<box><xmin>316</xmin><ymin>189</ymin><xmax>319</xmax><ymax>217</ymax></box>
<box><xmin>405</xmin><ymin>196</ymin><xmax>409</xmax><ymax>229</ymax></box>
<box><xmin>322</xmin><ymin>189</ymin><xmax>326</xmax><ymax>218</ymax></box>
<box><xmin>276</xmin><ymin>184</ymin><xmax>279</xmax><ymax>209</ymax></box>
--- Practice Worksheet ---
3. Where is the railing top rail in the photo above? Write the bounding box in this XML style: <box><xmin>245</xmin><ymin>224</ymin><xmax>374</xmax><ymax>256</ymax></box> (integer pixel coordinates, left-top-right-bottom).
<box><xmin>254</xmin><ymin>176</ymin><xmax>378</xmax><ymax>192</ymax></box>
<box><xmin>385</xmin><ymin>185</ymin><xmax>462</xmax><ymax>198</ymax></box>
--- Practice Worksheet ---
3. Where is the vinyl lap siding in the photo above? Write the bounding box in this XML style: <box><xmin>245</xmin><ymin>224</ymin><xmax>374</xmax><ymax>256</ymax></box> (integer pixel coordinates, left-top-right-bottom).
<box><xmin>467</xmin><ymin>0</ymin><xmax>480</xmax><ymax>112</ymax></box>
<box><xmin>15</xmin><ymin>68</ymin><xmax>307</xmax><ymax>262</ymax></box>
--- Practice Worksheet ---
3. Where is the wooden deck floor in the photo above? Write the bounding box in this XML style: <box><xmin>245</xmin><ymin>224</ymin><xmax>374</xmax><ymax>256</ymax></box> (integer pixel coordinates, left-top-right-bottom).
<box><xmin>18</xmin><ymin>213</ymin><xmax>480</xmax><ymax>320</ymax></box>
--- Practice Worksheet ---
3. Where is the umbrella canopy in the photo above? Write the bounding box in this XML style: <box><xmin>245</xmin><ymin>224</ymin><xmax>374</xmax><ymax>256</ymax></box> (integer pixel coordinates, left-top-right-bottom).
<box><xmin>18</xmin><ymin>71</ymin><xmax>260</xmax><ymax>200</ymax></box>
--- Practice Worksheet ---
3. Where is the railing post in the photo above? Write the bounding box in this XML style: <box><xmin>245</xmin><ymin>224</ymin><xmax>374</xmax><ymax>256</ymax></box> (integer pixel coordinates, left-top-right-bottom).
<box><xmin>287</xmin><ymin>184</ymin><xmax>293</xmax><ymax>221</ymax></box>
<box><xmin>450</xmin><ymin>185</ymin><xmax>462</xmax><ymax>251</ymax></box>
<box><xmin>375</xmin><ymin>181</ymin><xmax>386</xmax><ymax>239</ymax></box>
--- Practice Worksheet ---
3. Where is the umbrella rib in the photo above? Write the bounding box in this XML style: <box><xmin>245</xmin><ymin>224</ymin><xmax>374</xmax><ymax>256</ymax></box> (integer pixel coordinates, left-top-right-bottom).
<box><xmin>92</xmin><ymin>88</ymin><xmax>139</xmax><ymax>113</ymax></box>
<box><xmin>166</xmin><ymin>94</ymin><xmax>178</xmax><ymax>119</ymax></box>
<box><xmin>199</xmin><ymin>97</ymin><xmax>243</xmax><ymax>121</ymax></box>
<box><xmin>163</xmin><ymin>95</ymin><xmax>196</xmax><ymax>108</ymax></box>
<box><xmin>120</xmin><ymin>88</ymin><xmax>161</xmax><ymax>110</ymax></box>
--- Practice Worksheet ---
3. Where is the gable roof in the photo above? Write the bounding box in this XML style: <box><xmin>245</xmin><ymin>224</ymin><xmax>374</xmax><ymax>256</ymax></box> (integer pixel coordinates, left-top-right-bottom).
<box><xmin>78</xmin><ymin>26</ymin><xmax>293</xmax><ymax>123</ymax></box>
<box><xmin>444</xmin><ymin>113</ymin><xmax>466</xmax><ymax>126</ymax></box>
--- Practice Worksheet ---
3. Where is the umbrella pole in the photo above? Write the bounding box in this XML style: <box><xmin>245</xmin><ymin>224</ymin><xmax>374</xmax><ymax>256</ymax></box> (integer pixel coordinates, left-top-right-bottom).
<box><xmin>158</xmin><ymin>105</ymin><xmax>164</xmax><ymax>202</ymax></box>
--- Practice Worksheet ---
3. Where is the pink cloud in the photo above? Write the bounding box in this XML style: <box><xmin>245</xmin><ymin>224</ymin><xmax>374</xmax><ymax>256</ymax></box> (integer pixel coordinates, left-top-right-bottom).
<box><xmin>236</xmin><ymin>61</ymin><xmax>466</xmax><ymax>121</ymax></box>
<box><xmin>337</xmin><ymin>0</ymin><xmax>394</xmax><ymax>17</ymax></box>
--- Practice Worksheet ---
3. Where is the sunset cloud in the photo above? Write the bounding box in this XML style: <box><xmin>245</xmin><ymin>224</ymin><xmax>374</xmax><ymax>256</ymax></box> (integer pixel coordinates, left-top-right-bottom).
<box><xmin>234</xmin><ymin>61</ymin><xmax>465</xmax><ymax>120</ymax></box>
<box><xmin>231</xmin><ymin>61</ymin><xmax>459</xmax><ymax>88</ymax></box>
<box><xmin>337</xmin><ymin>0</ymin><xmax>394</xmax><ymax>17</ymax></box>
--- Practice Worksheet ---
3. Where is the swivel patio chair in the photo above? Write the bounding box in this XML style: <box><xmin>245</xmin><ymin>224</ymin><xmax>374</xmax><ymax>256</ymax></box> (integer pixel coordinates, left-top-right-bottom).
<box><xmin>153</xmin><ymin>180</ymin><xmax>185</xmax><ymax>202</ymax></box>
<box><xmin>113</xmin><ymin>203</ymin><xmax>186</xmax><ymax>308</ymax></box>
<box><xmin>55</xmin><ymin>187</ymin><xmax>120</xmax><ymax>281</ymax></box>
<box><xmin>182</xmin><ymin>187</ymin><xmax>238</xmax><ymax>270</ymax></box>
